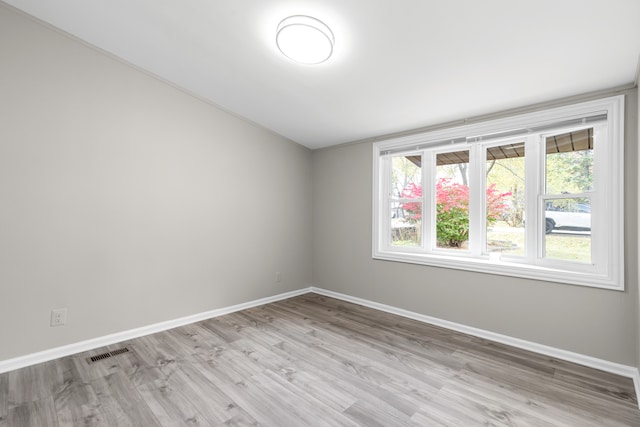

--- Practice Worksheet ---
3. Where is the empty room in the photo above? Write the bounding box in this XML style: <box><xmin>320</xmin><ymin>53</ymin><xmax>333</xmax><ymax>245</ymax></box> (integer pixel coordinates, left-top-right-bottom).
<box><xmin>1</xmin><ymin>0</ymin><xmax>640</xmax><ymax>425</ymax></box>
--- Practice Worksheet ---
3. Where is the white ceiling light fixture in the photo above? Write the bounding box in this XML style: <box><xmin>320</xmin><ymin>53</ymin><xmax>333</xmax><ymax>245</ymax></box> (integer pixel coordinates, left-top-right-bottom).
<box><xmin>276</xmin><ymin>15</ymin><xmax>334</xmax><ymax>64</ymax></box>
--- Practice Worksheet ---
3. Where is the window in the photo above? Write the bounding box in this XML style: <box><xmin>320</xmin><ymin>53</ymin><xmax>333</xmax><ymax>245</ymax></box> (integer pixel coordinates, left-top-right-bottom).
<box><xmin>373</xmin><ymin>96</ymin><xmax>624</xmax><ymax>290</ymax></box>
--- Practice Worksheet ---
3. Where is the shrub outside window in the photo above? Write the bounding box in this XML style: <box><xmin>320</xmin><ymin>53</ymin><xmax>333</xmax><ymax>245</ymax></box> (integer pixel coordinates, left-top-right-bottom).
<box><xmin>373</xmin><ymin>96</ymin><xmax>624</xmax><ymax>290</ymax></box>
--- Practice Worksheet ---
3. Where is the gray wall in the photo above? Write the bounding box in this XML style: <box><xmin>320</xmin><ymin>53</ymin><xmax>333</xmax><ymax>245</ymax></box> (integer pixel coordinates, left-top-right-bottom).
<box><xmin>312</xmin><ymin>89</ymin><xmax>639</xmax><ymax>365</ymax></box>
<box><xmin>0</xmin><ymin>5</ymin><xmax>312</xmax><ymax>361</ymax></box>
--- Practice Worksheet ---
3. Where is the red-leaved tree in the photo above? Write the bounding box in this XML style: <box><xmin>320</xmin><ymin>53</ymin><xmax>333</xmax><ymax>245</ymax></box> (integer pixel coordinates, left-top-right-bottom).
<box><xmin>402</xmin><ymin>178</ymin><xmax>511</xmax><ymax>247</ymax></box>
<box><xmin>401</xmin><ymin>183</ymin><xmax>422</xmax><ymax>221</ymax></box>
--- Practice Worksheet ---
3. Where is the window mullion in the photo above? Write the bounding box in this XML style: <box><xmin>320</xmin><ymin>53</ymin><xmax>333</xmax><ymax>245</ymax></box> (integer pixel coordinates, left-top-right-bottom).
<box><xmin>525</xmin><ymin>135</ymin><xmax>540</xmax><ymax>263</ymax></box>
<box><xmin>468</xmin><ymin>145</ymin><xmax>484</xmax><ymax>256</ymax></box>
<box><xmin>422</xmin><ymin>150</ymin><xmax>432</xmax><ymax>252</ymax></box>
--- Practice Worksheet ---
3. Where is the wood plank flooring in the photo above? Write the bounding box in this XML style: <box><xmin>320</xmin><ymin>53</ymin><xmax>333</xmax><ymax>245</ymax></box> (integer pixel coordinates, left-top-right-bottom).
<box><xmin>1</xmin><ymin>293</ymin><xmax>639</xmax><ymax>426</ymax></box>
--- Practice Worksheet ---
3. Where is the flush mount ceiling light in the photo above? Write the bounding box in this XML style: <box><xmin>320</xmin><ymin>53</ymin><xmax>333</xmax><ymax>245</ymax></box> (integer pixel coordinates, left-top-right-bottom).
<box><xmin>276</xmin><ymin>15</ymin><xmax>334</xmax><ymax>64</ymax></box>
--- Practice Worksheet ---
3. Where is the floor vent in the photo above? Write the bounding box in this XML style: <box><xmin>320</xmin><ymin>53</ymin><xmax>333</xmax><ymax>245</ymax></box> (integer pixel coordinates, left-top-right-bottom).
<box><xmin>109</xmin><ymin>347</ymin><xmax>130</xmax><ymax>357</ymax></box>
<box><xmin>87</xmin><ymin>347</ymin><xmax>130</xmax><ymax>364</ymax></box>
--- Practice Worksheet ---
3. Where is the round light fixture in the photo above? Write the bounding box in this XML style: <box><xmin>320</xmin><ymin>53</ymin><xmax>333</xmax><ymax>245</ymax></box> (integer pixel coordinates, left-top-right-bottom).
<box><xmin>276</xmin><ymin>15</ymin><xmax>334</xmax><ymax>64</ymax></box>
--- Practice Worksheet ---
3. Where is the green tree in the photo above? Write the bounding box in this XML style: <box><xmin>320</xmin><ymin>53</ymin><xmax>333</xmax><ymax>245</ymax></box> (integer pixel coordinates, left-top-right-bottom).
<box><xmin>403</xmin><ymin>178</ymin><xmax>511</xmax><ymax>248</ymax></box>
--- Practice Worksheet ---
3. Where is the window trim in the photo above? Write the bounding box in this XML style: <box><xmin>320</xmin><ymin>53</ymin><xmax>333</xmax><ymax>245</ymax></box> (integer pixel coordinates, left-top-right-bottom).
<box><xmin>372</xmin><ymin>95</ymin><xmax>625</xmax><ymax>290</ymax></box>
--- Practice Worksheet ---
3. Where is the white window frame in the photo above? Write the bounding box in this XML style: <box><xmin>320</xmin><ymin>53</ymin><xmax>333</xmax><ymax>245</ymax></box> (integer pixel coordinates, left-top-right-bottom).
<box><xmin>372</xmin><ymin>95</ymin><xmax>624</xmax><ymax>290</ymax></box>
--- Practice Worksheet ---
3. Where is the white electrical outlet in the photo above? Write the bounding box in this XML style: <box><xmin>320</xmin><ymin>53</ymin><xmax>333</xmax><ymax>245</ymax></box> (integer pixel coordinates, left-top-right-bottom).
<box><xmin>50</xmin><ymin>308</ymin><xmax>67</xmax><ymax>327</ymax></box>
<box><xmin>275</xmin><ymin>272</ymin><xmax>282</xmax><ymax>283</ymax></box>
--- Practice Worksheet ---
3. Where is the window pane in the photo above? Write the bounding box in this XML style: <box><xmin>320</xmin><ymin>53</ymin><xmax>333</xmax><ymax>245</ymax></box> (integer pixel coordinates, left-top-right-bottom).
<box><xmin>436</xmin><ymin>150</ymin><xmax>469</xmax><ymax>249</ymax></box>
<box><xmin>391</xmin><ymin>155</ymin><xmax>422</xmax><ymax>247</ymax></box>
<box><xmin>545</xmin><ymin>128</ymin><xmax>594</xmax><ymax>194</ymax></box>
<box><xmin>486</xmin><ymin>142</ymin><xmax>525</xmax><ymax>256</ymax></box>
<box><xmin>392</xmin><ymin>155</ymin><xmax>421</xmax><ymax>199</ymax></box>
<box><xmin>391</xmin><ymin>201</ymin><xmax>422</xmax><ymax>246</ymax></box>
<box><xmin>544</xmin><ymin>198</ymin><xmax>591</xmax><ymax>263</ymax></box>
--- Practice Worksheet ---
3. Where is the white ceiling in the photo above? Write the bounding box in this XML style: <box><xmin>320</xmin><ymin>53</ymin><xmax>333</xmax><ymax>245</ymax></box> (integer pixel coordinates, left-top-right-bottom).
<box><xmin>4</xmin><ymin>0</ymin><xmax>640</xmax><ymax>149</ymax></box>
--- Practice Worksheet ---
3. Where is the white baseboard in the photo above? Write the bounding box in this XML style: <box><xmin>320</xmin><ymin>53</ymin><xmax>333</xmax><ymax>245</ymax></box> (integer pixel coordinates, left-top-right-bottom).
<box><xmin>3</xmin><ymin>285</ymin><xmax>639</xmax><ymax>410</ymax></box>
<box><xmin>0</xmin><ymin>287</ymin><xmax>312</xmax><ymax>374</ymax></box>
<box><xmin>309</xmin><ymin>286</ymin><xmax>640</xmax><ymax>408</ymax></box>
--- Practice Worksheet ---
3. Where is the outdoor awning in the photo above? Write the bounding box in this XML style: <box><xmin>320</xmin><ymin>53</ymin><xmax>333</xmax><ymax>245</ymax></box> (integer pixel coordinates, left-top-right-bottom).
<box><xmin>406</xmin><ymin>128</ymin><xmax>593</xmax><ymax>167</ymax></box>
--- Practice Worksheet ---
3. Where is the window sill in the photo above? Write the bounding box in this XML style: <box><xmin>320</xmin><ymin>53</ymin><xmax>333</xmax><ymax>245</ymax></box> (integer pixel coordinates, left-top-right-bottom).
<box><xmin>372</xmin><ymin>249</ymin><xmax>623</xmax><ymax>291</ymax></box>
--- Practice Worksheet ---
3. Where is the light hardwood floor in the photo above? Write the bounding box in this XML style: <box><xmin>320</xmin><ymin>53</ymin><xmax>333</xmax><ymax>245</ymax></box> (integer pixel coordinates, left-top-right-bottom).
<box><xmin>1</xmin><ymin>293</ymin><xmax>639</xmax><ymax>426</ymax></box>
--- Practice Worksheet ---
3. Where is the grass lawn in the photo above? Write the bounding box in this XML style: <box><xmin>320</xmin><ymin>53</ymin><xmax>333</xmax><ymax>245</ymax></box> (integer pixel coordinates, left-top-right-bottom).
<box><xmin>393</xmin><ymin>222</ymin><xmax>591</xmax><ymax>263</ymax></box>
<box><xmin>489</xmin><ymin>224</ymin><xmax>590</xmax><ymax>263</ymax></box>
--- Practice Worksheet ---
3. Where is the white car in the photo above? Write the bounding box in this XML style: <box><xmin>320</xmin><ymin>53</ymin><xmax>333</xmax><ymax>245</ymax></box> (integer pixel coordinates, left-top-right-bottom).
<box><xmin>545</xmin><ymin>202</ymin><xmax>591</xmax><ymax>234</ymax></box>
